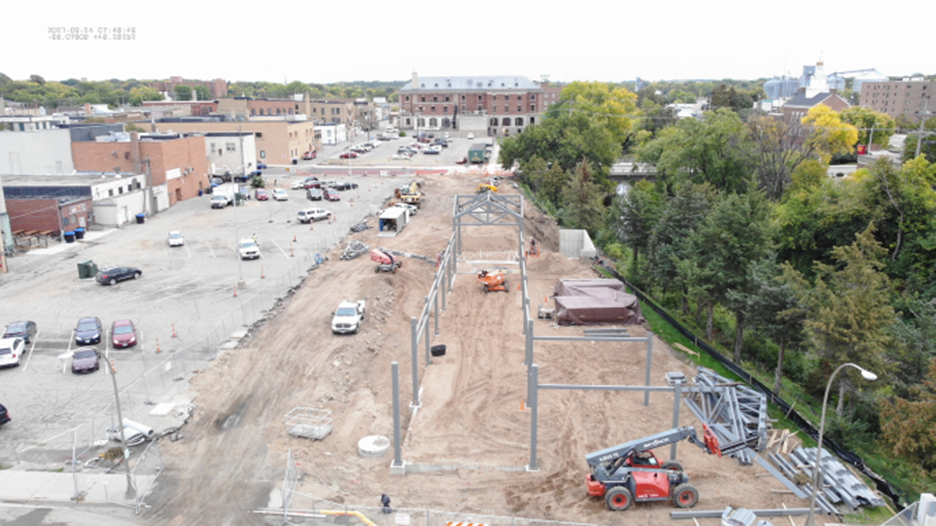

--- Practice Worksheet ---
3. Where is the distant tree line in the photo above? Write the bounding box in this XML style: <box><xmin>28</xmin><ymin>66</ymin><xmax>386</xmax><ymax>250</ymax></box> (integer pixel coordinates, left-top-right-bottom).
<box><xmin>0</xmin><ymin>73</ymin><xmax>404</xmax><ymax>109</ymax></box>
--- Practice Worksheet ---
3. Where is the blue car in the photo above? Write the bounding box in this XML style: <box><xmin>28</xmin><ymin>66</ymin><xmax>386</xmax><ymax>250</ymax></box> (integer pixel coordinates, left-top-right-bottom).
<box><xmin>75</xmin><ymin>317</ymin><xmax>102</xmax><ymax>345</ymax></box>
<box><xmin>257</xmin><ymin>162</ymin><xmax>268</xmax><ymax>170</ymax></box>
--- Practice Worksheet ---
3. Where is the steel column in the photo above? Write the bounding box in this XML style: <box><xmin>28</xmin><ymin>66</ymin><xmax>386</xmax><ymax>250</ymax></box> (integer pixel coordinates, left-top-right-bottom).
<box><xmin>528</xmin><ymin>364</ymin><xmax>539</xmax><ymax>471</ymax></box>
<box><xmin>424</xmin><ymin>312</ymin><xmax>431</xmax><ymax>366</ymax></box>
<box><xmin>433</xmin><ymin>286</ymin><xmax>440</xmax><ymax>335</ymax></box>
<box><xmin>410</xmin><ymin>317</ymin><xmax>420</xmax><ymax>408</ymax></box>
<box><xmin>391</xmin><ymin>362</ymin><xmax>403</xmax><ymax>467</ymax></box>
<box><xmin>644</xmin><ymin>332</ymin><xmax>654</xmax><ymax>406</ymax></box>
<box><xmin>670</xmin><ymin>380</ymin><xmax>682</xmax><ymax>460</ymax></box>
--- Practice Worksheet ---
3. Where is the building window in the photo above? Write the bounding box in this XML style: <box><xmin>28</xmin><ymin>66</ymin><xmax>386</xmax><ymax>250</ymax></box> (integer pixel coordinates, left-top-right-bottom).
<box><xmin>417</xmin><ymin>118</ymin><xmax>426</xmax><ymax>127</ymax></box>
<box><xmin>433</xmin><ymin>96</ymin><xmax>438</xmax><ymax>102</ymax></box>
<box><xmin>490</xmin><ymin>118</ymin><xmax>497</xmax><ymax>126</ymax></box>
<box><xmin>493</xmin><ymin>106</ymin><xmax>497</xmax><ymax>113</ymax></box>
<box><xmin>518</xmin><ymin>106</ymin><xmax>522</xmax><ymax>112</ymax></box>
<box><xmin>421</xmin><ymin>96</ymin><xmax>426</xmax><ymax>102</ymax></box>
<box><xmin>477</xmin><ymin>105</ymin><xmax>482</xmax><ymax>111</ymax></box>
<box><xmin>461</xmin><ymin>105</ymin><xmax>466</xmax><ymax>111</ymax></box>
<box><xmin>118</xmin><ymin>187</ymin><xmax>124</xmax><ymax>195</ymax></box>
<box><xmin>251</xmin><ymin>109</ymin><xmax>256</xmax><ymax>116</ymax></box>
<box><xmin>444</xmin><ymin>96</ymin><xmax>450</xmax><ymax>102</ymax></box>
<box><xmin>260</xmin><ymin>150</ymin><xmax>266</xmax><ymax>158</ymax></box>
<box><xmin>461</xmin><ymin>95</ymin><xmax>466</xmax><ymax>101</ymax></box>
<box><xmin>505</xmin><ymin>95</ymin><xmax>509</xmax><ymax>101</ymax></box>
<box><xmin>530</xmin><ymin>117</ymin><xmax>535</xmax><ymax>125</ymax></box>
<box><xmin>256</xmin><ymin>133</ymin><xmax>262</xmax><ymax>138</ymax></box>
<box><xmin>531</xmin><ymin>104</ymin><xmax>535</xmax><ymax>112</ymax></box>
<box><xmin>515</xmin><ymin>117</ymin><xmax>523</xmax><ymax>126</ymax></box>
<box><xmin>531</xmin><ymin>94</ymin><xmax>536</xmax><ymax>100</ymax></box>
<box><xmin>108</xmin><ymin>189</ymin><xmax>114</xmax><ymax>197</ymax></box>
<box><xmin>429</xmin><ymin>118</ymin><xmax>438</xmax><ymax>127</ymax></box>
<box><xmin>226</xmin><ymin>142</ymin><xmax>236</xmax><ymax>152</ymax></box>
<box><xmin>210</xmin><ymin>142</ymin><xmax>216</xmax><ymax>150</ymax></box>
<box><xmin>406</xmin><ymin>118</ymin><xmax>411</xmax><ymax>125</ymax></box>
<box><xmin>478</xmin><ymin>95</ymin><xmax>482</xmax><ymax>101</ymax></box>
<box><xmin>431</xmin><ymin>106</ymin><xmax>436</xmax><ymax>113</ymax></box>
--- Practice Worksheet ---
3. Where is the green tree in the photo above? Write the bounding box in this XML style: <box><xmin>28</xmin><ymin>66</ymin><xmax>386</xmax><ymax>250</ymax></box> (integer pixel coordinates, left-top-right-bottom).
<box><xmin>745</xmin><ymin>115</ymin><xmax>834</xmax><ymax>200</ymax></box>
<box><xmin>560</xmin><ymin>161</ymin><xmax>606</xmax><ymax>233</ymax></box>
<box><xmin>614</xmin><ymin>180</ymin><xmax>663</xmax><ymax>271</ymax></box>
<box><xmin>782</xmin><ymin>223</ymin><xmax>894</xmax><ymax>414</ymax></box>
<box><xmin>890</xmin><ymin>297</ymin><xmax>936</xmax><ymax>396</ymax></box>
<box><xmin>548</xmin><ymin>81</ymin><xmax>638</xmax><ymax>148</ymax></box>
<box><xmin>635</xmin><ymin>108</ymin><xmax>753</xmax><ymax>195</ymax></box>
<box><xmin>745</xmin><ymin>258</ymin><xmax>807</xmax><ymax>394</ymax></box>
<box><xmin>696</xmin><ymin>185</ymin><xmax>775</xmax><ymax>359</ymax></box>
<box><xmin>518</xmin><ymin>156</ymin><xmax>548</xmax><ymax>193</ymax></box>
<box><xmin>173</xmin><ymin>84</ymin><xmax>193</xmax><ymax>101</ymax></box>
<box><xmin>647</xmin><ymin>183</ymin><xmax>717</xmax><ymax>323</ymax></box>
<box><xmin>29</xmin><ymin>74</ymin><xmax>46</xmax><ymax>85</ymax></box>
<box><xmin>879</xmin><ymin>359</ymin><xmax>936</xmax><ymax>472</ymax></box>
<box><xmin>840</xmin><ymin>106</ymin><xmax>896</xmax><ymax>149</ymax></box>
<box><xmin>903</xmin><ymin>116</ymin><xmax>936</xmax><ymax>163</ymax></box>
<box><xmin>538</xmin><ymin>162</ymin><xmax>567</xmax><ymax>207</ymax></box>
<box><xmin>193</xmin><ymin>85</ymin><xmax>211</xmax><ymax>101</ymax></box>
<box><xmin>129</xmin><ymin>86</ymin><xmax>163</xmax><ymax>106</ymax></box>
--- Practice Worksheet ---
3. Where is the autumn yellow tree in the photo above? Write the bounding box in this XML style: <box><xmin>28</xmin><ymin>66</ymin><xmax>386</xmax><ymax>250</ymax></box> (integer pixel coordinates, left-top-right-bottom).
<box><xmin>801</xmin><ymin>104</ymin><xmax>859</xmax><ymax>162</ymax></box>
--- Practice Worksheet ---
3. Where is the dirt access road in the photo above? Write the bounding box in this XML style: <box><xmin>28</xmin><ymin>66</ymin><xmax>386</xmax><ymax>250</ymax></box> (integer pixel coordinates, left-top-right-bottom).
<box><xmin>147</xmin><ymin>172</ymin><xmax>804</xmax><ymax>526</ymax></box>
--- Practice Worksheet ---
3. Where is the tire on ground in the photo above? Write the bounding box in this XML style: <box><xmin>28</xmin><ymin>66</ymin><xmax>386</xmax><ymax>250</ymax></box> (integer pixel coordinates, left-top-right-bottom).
<box><xmin>672</xmin><ymin>483</ymin><xmax>698</xmax><ymax>508</ymax></box>
<box><xmin>605</xmin><ymin>486</ymin><xmax>633</xmax><ymax>511</ymax></box>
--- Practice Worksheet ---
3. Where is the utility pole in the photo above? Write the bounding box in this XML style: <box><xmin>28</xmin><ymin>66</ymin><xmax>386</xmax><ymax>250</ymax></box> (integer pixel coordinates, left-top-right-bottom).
<box><xmin>108</xmin><ymin>359</ymin><xmax>136</xmax><ymax>499</ymax></box>
<box><xmin>915</xmin><ymin>96</ymin><xmax>934</xmax><ymax>159</ymax></box>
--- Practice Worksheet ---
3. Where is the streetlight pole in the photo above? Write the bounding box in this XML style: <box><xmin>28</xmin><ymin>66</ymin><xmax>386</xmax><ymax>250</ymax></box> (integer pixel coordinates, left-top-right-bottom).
<box><xmin>805</xmin><ymin>362</ymin><xmax>877</xmax><ymax>526</ymax></box>
<box><xmin>107</xmin><ymin>359</ymin><xmax>136</xmax><ymax>499</ymax></box>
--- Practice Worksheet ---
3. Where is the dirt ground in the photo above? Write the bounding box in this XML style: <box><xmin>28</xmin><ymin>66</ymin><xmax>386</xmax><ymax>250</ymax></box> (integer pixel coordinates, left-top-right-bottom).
<box><xmin>147</xmin><ymin>172</ymin><xmax>812</xmax><ymax>526</ymax></box>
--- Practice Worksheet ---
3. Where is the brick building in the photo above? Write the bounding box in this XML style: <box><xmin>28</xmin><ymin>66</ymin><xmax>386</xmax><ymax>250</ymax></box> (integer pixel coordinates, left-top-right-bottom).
<box><xmin>143</xmin><ymin>100</ymin><xmax>219</xmax><ymax>118</ymax></box>
<box><xmin>860</xmin><ymin>78</ymin><xmax>935</xmax><ymax>119</ymax></box>
<box><xmin>141</xmin><ymin>120</ymin><xmax>318</xmax><ymax>165</ymax></box>
<box><xmin>72</xmin><ymin>132</ymin><xmax>209</xmax><ymax>210</ymax></box>
<box><xmin>217</xmin><ymin>97</ymin><xmax>297</xmax><ymax>119</ymax></box>
<box><xmin>397</xmin><ymin>72</ymin><xmax>546</xmax><ymax>137</ymax></box>
<box><xmin>780</xmin><ymin>61</ymin><xmax>851</xmax><ymax>125</ymax></box>
<box><xmin>151</xmin><ymin>76</ymin><xmax>228</xmax><ymax>99</ymax></box>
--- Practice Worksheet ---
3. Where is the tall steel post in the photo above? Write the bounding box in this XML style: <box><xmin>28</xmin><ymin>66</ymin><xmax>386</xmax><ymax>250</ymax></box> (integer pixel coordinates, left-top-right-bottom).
<box><xmin>528</xmin><ymin>364</ymin><xmax>539</xmax><ymax>471</ymax></box>
<box><xmin>644</xmin><ymin>332</ymin><xmax>654</xmax><ymax>406</ymax></box>
<box><xmin>391</xmin><ymin>362</ymin><xmax>403</xmax><ymax>468</ymax></box>
<box><xmin>108</xmin><ymin>361</ymin><xmax>136</xmax><ymax>498</ymax></box>
<box><xmin>410</xmin><ymin>317</ymin><xmax>420</xmax><ymax>407</ymax></box>
<box><xmin>670</xmin><ymin>380</ymin><xmax>682</xmax><ymax>460</ymax></box>
<box><xmin>433</xmin><ymin>286</ymin><xmax>440</xmax><ymax>335</ymax></box>
<box><xmin>424</xmin><ymin>315</ymin><xmax>431</xmax><ymax>366</ymax></box>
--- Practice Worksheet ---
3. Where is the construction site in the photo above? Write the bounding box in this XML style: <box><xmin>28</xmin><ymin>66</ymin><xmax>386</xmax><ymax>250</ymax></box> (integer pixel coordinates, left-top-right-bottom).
<box><xmin>146</xmin><ymin>171</ymin><xmax>888</xmax><ymax>526</ymax></box>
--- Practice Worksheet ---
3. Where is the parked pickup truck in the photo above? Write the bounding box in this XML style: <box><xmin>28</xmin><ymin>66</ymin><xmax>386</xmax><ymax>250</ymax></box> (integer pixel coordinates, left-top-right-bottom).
<box><xmin>331</xmin><ymin>300</ymin><xmax>366</xmax><ymax>334</ymax></box>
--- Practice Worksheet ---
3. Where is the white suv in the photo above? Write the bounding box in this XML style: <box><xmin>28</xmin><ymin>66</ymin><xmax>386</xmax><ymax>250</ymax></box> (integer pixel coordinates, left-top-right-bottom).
<box><xmin>238</xmin><ymin>239</ymin><xmax>261</xmax><ymax>260</ymax></box>
<box><xmin>297</xmin><ymin>208</ymin><xmax>332</xmax><ymax>223</ymax></box>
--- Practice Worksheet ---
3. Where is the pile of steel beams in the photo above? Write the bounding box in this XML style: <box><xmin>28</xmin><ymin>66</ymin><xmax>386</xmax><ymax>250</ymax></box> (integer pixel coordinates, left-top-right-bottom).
<box><xmin>683</xmin><ymin>367</ymin><xmax>768</xmax><ymax>465</ymax></box>
<box><xmin>791</xmin><ymin>447</ymin><xmax>885</xmax><ymax>509</ymax></box>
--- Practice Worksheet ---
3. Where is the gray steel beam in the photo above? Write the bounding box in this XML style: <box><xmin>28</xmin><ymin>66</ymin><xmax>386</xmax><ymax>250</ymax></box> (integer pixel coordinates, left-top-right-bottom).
<box><xmin>670</xmin><ymin>380</ymin><xmax>682</xmax><ymax>460</ymax></box>
<box><xmin>671</xmin><ymin>508</ymin><xmax>814</xmax><ymax>520</ymax></box>
<box><xmin>540</xmin><ymin>384</ymin><xmax>677</xmax><ymax>392</ymax></box>
<box><xmin>754</xmin><ymin>454</ymin><xmax>809</xmax><ymax>499</ymax></box>
<box><xmin>532</xmin><ymin>336</ymin><xmax>650</xmax><ymax>343</ymax></box>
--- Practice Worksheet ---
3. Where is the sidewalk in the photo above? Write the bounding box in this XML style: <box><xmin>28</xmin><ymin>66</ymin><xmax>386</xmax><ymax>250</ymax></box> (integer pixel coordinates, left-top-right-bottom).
<box><xmin>0</xmin><ymin>469</ymin><xmax>148</xmax><ymax>505</ymax></box>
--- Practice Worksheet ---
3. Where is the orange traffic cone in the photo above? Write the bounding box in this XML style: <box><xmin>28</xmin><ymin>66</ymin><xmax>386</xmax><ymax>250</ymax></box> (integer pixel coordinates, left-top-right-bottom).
<box><xmin>171</xmin><ymin>324</ymin><xmax>177</xmax><ymax>338</ymax></box>
<box><xmin>156</xmin><ymin>338</ymin><xmax>161</xmax><ymax>354</ymax></box>
<box><xmin>310</xmin><ymin>220</ymin><xmax>314</xmax><ymax>230</ymax></box>
<box><xmin>293</xmin><ymin>234</ymin><xmax>297</xmax><ymax>243</ymax></box>
<box><xmin>290</xmin><ymin>242</ymin><xmax>295</xmax><ymax>258</ymax></box>
<box><xmin>234</xmin><ymin>284</ymin><xmax>238</xmax><ymax>297</ymax></box>
<box><xmin>261</xmin><ymin>267</ymin><xmax>265</xmax><ymax>279</ymax></box>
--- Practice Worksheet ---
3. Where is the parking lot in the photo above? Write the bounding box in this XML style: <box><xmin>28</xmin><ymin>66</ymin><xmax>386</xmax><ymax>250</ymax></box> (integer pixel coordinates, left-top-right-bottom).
<box><xmin>0</xmin><ymin>169</ymin><xmax>409</xmax><ymax>462</ymax></box>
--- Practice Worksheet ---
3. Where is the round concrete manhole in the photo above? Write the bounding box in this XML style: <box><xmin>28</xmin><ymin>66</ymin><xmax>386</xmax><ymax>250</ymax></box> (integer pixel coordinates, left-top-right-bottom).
<box><xmin>358</xmin><ymin>435</ymin><xmax>391</xmax><ymax>458</ymax></box>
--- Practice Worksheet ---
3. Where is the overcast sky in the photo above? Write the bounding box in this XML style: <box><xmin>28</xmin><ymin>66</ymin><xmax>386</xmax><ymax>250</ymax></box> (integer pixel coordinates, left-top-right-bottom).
<box><xmin>4</xmin><ymin>0</ymin><xmax>929</xmax><ymax>86</ymax></box>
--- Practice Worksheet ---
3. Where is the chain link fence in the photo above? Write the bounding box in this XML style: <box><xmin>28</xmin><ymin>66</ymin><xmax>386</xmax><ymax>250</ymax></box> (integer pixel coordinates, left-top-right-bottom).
<box><xmin>280</xmin><ymin>488</ymin><xmax>600</xmax><ymax>526</ymax></box>
<box><xmin>0</xmin><ymin>204</ymin><xmax>386</xmax><ymax>510</ymax></box>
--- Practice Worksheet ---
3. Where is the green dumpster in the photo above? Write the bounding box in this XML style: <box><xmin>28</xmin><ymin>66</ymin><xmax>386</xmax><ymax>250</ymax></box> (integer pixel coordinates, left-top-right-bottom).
<box><xmin>77</xmin><ymin>260</ymin><xmax>99</xmax><ymax>279</ymax></box>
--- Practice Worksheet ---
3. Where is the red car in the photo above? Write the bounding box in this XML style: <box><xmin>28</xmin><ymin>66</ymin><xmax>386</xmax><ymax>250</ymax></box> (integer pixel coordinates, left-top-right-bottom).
<box><xmin>339</xmin><ymin>152</ymin><xmax>358</xmax><ymax>159</ymax></box>
<box><xmin>303</xmin><ymin>151</ymin><xmax>317</xmax><ymax>160</ymax></box>
<box><xmin>255</xmin><ymin>189</ymin><xmax>269</xmax><ymax>201</ymax></box>
<box><xmin>304</xmin><ymin>180</ymin><xmax>322</xmax><ymax>189</ymax></box>
<box><xmin>456</xmin><ymin>157</ymin><xmax>468</xmax><ymax>164</ymax></box>
<box><xmin>111</xmin><ymin>319</ymin><xmax>137</xmax><ymax>348</ymax></box>
<box><xmin>324</xmin><ymin>188</ymin><xmax>341</xmax><ymax>201</ymax></box>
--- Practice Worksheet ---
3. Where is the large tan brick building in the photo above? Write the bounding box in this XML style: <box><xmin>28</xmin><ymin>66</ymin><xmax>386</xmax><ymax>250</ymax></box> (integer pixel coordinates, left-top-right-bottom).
<box><xmin>72</xmin><ymin>133</ymin><xmax>210</xmax><ymax>208</ymax></box>
<box><xmin>142</xmin><ymin>120</ymin><xmax>318</xmax><ymax>165</ymax></box>
<box><xmin>860</xmin><ymin>78</ymin><xmax>935</xmax><ymax>119</ymax></box>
